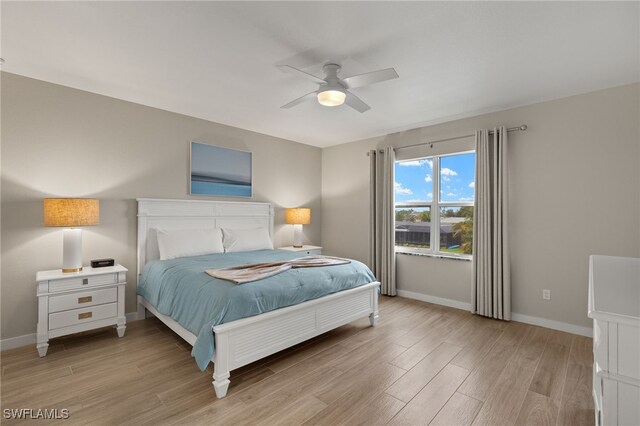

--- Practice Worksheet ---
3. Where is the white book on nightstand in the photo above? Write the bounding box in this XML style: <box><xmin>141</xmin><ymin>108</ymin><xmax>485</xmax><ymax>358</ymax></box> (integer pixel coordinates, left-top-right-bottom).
<box><xmin>278</xmin><ymin>245</ymin><xmax>322</xmax><ymax>255</ymax></box>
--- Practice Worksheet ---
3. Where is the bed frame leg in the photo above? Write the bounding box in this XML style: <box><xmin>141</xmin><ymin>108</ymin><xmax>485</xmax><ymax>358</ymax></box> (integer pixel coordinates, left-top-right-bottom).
<box><xmin>213</xmin><ymin>371</ymin><xmax>230</xmax><ymax>398</ymax></box>
<box><xmin>369</xmin><ymin>289</ymin><xmax>379</xmax><ymax>326</ymax></box>
<box><xmin>213</xmin><ymin>332</ymin><xmax>230</xmax><ymax>398</ymax></box>
<box><xmin>369</xmin><ymin>311</ymin><xmax>379</xmax><ymax>326</ymax></box>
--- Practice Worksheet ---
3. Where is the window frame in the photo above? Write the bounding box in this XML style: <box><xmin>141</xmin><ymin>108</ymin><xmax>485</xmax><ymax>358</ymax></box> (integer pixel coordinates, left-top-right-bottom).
<box><xmin>395</xmin><ymin>150</ymin><xmax>475</xmax><ymax>259</ymax></box>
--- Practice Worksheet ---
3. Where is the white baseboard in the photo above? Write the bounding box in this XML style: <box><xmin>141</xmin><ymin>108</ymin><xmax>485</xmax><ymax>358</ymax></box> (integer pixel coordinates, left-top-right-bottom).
<box><xmin>0</xmin><ymin>311</ymin><xmax>143</xmax><ymax>351</ymax></box>
<box><xmin>511</xmin><ymin>312</ymin><xmax>592</xmax><ymax>337</ymax></box>
<box><xmin>397</xmin><ymin>289</ymin><xmax>472</xmax><ymax>311</ymax></box>
<box><xmin>396</xmin><ymin>290</ymin><xmax>593</xmax><ymax>338</ymax></box>
<box><xmin>0</xmin><ymin>333</ymin><xmax>37</xmax><ymax>351</ymax></box>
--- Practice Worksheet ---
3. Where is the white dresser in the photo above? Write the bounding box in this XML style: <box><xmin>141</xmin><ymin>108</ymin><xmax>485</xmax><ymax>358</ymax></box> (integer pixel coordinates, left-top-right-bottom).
<box><xmin>36</xmin><ymin>265</ymin><xmax>128</xmax><ymax>356</ymax></box>
<box><xmin>588</xmin><ymin>255</ymin><xmax>640</xmax><ymax>426</ymax></box>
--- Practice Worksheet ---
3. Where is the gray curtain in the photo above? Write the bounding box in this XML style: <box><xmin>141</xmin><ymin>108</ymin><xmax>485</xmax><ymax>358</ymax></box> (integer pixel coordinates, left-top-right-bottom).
<box><xmin>472</xmin><ymin>127</ymin><xmax>511</xmax><ymax>320</ymax></box>
<box><xmin>370</xmin><ymin>147</ymin><xmax>396</xmax><ymax>296</ymax></box>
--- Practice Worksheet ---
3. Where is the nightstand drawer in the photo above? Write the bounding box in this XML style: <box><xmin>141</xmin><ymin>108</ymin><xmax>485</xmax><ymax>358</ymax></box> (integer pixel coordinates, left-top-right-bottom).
<box><xmin>48</xmin><ymin>273</ymin><xmax>118</xmax><ymax>293</ymax></box>
<box><xmin>278</xmin><ymin>246</ymin><xmax>322</xmax><ymax>255</ymax></box>
<box><xmin>303</xmin><ymin>249</ymin><xmax>321</xmax><ymax>255</ymax></box>
<box><xmin>49</xmin><ymin>287</ymin><xmax>117</xmax><ymax>313</ymax></box>
<box><xmin>49</xmin><ymin>302</ymin><xmax>117</xmax><ymax>330</ymax></box>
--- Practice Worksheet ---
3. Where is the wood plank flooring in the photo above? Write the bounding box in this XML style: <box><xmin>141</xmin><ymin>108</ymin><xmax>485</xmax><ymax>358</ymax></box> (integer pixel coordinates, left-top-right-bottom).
<box><xmin>0</xmin><ymin>297</ymin><xmax>594</xmax><ymax>425</ymax></box>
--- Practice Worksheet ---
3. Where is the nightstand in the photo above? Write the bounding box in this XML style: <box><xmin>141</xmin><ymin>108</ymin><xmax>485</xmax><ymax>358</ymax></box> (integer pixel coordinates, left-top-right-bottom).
<box><xmin>36</xmin><ymin>265</ymin><xmax>127</xmax><ymax>357</ymax></box>
<box><xmin>278</xmin><ymin>245</ymin><xmax>322</xmax><ymax>255</ymax></box>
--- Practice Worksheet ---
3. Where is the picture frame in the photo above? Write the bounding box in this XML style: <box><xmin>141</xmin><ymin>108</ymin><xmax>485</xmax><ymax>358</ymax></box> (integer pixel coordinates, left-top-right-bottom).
<box><xmin>190</xmin><ymin>141</ymin><xmax>252</xmax><ymax>198</ymax></box>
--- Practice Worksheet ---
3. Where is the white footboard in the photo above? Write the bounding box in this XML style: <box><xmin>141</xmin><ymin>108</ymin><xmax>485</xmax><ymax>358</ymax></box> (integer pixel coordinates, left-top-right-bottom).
<box><xmin>137</xmin><ymin>282</ymin><xmax>380</xmax><ymax>399</ymax></box>
<box><xmin>212</xmin><ymin>281</ymin><xmax>380</xmax><ymax>397</ymax></box>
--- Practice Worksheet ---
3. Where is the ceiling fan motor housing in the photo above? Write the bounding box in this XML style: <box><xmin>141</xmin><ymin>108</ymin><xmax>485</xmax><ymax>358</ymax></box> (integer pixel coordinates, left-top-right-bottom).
<box><xmin>317</xmin><ymin>64</ymin><xmax>346</xmax><ymax>106</ymax></box>
<box><xmin>319</xmin><ymin>64</ymin><xmax>346</xmax><ymax>93</ymax></box>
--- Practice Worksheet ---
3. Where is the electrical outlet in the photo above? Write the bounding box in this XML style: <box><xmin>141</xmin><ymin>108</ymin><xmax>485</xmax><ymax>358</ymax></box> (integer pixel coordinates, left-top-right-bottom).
<box><xmin>543</xmin><ymin>289</ymin><xmax>551</xmax><ymax>300</ymax></box>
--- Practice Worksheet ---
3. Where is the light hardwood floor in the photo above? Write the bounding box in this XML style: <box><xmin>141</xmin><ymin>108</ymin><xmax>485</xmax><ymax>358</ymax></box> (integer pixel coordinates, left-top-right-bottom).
<box><xmin>0</xmin><ymin>297</ymin><xmax>594</xmax><ymax>425</ymax></box>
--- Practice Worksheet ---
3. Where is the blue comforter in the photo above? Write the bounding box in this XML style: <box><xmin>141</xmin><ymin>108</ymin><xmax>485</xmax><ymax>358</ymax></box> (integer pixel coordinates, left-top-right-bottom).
<box><xmin>137</xmin><ymin>249</ymin><xmax>376</xmax><ymax>370</ymax></box>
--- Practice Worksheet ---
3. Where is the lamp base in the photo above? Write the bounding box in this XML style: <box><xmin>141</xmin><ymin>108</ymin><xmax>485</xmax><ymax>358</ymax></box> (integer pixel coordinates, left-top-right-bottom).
<box><xmin>292</xmin><ymin>224</ymin><xmax>303</xmax><ymax>248</ymax></box>
<box><xmin>62</xmin><ymin>228</ymin><xmax>83</xmax><ymax>273</ymax></box>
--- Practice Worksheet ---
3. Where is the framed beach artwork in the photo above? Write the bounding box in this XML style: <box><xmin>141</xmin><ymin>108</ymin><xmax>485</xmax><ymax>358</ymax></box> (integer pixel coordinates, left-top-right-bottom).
<box><xmin>190</xmin><ymin>142</ymin><xmax>252</xmax><ymax>197</ymax></box>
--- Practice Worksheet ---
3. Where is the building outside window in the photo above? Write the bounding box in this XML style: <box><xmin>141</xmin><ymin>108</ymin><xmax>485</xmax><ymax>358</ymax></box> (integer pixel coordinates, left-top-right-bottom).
<box><xmin>394</xmin><ymin>151</ymin><xmax>475</xmax><ymax>257</ymax></box>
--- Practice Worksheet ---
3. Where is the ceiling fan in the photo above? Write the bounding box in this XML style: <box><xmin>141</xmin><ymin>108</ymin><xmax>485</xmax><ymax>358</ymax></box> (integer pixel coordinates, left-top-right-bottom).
<box><xmin>278</xmin><ymin>63</ymin><xmax>399</xmax><ymax>113</ymax></box>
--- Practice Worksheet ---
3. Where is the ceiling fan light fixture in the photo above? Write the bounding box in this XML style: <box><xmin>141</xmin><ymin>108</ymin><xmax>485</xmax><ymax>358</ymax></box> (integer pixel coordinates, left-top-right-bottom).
<box><xmin>317</xmin><ymin>89</ymin><xmax>346</xmax><ymax>107</ymax></box>
<box><xmin>279</xmin><ymin>63</ymin><xmax>397</xmax><ymax>112</ymax></box>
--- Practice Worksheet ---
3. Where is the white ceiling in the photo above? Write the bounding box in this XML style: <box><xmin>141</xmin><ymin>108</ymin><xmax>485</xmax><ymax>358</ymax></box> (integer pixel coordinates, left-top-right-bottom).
<box><xmin>2</xmin><ymin>2</ymin><xmax>638</xmax><ymax>148</ymax></box>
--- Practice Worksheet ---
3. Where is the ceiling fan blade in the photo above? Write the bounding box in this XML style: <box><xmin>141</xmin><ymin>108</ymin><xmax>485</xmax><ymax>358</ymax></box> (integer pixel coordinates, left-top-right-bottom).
<box><xmin>281</xmin><ymin>91</ymin><xmax>317</xmax><ymax>109</ymax></box>
<box><xmin>344</xmin><ymin>91</ymin><xmax>371</xmax><ymax>113</ymax></box>
<box><xmin>342</xmin><ymin>68</ymin><xmax>399</xmax><ymax>89</ymax></box>
<box><xmin>277</xmin><ymin>65</ymin><xmax>326</xmax><ymax>84</ymax></box>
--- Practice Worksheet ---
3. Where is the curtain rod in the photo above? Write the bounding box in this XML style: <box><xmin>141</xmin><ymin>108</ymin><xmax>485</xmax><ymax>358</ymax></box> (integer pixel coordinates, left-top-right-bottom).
<box><xmin>367</xmin><ymin>125</ymin><xmax>527</xmax><ymax>155</ymax></box>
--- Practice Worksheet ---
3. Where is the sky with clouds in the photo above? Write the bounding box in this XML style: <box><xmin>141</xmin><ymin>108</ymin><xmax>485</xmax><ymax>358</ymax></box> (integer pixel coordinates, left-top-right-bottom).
<box><xmin>395</xmin><ymin>152</ymin><xmax>475</xmax><ymax>203</ymax></box>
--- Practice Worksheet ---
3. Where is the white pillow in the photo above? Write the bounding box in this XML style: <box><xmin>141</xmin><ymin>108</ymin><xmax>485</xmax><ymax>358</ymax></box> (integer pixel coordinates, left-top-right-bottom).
<box><xmin>222</xmin><ymin>227</ymin><xmax>273</xmax><ymax>253</ymax></box>
<box><xmin>156</xmin><ymin>228</ymin><xmax>224</xmax><ymax>260</ymax></box>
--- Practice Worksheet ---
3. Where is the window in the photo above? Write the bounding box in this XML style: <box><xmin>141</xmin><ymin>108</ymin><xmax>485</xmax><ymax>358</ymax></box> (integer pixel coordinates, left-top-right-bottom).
<box><xmin>395</xmin><ymin>151</ymin><xmax>475</xmax><ymax>257</ymax></box>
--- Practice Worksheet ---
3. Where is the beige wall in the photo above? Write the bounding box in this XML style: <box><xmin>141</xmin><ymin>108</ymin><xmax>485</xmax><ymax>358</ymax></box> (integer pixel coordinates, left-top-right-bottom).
<box><xmin>1</xmin><ymin>72</ymin><xmax>322</xmax><ymax>340</ymax></box>
<box><xmin>322</xmin><ymin>83</ymin><xmax>640</xmax><ymax>329</ymax></box>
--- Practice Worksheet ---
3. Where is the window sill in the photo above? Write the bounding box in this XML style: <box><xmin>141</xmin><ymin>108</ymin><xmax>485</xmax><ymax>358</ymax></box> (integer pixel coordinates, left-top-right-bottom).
<box><xmin>395</xmin><ymin>249</ymin><xmax>472</xmax><ymax>262</ymax></box>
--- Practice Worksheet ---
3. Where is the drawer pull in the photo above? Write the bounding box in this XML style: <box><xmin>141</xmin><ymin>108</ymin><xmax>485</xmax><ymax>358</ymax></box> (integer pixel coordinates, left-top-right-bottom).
<box><xmin>78</xmin><ymin>296</ymin><xmax>92</xmax><ymax>304</ymax></box>
<box><xmin>82</xmin><ymin>278</ymin><xmax>89</xmax><ymax>285</ymax></box>
<box><xmin>78</xmin><ymin>312</ymin><xmax>93</xmax><ymax>320</ymax></box>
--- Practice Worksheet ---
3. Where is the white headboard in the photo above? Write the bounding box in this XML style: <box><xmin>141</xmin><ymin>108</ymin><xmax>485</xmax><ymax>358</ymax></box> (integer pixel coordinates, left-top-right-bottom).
<box><xmin>137</xmin><ymin>198</ymin><xmax>274</xmax><ymax>279</ymax></box>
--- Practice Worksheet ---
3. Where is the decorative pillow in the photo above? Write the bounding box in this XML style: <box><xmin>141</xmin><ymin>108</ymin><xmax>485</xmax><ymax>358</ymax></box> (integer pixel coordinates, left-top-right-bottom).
<box><xmin>222</xmin><ymin>227</ymin><xmax>274</xmax><ymax>253</ymax></box>
<box><xmin>156</xmin><ymin>228</ymin><xmax>224</xmax><ymax>260</ymax></box>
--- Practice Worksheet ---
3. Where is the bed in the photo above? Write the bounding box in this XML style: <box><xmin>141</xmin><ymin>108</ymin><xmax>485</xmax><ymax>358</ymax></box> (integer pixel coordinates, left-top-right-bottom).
<box><xmin>136</xmin><ymin>198</ymin><xmax>380</xmax><ymax>398</ymax></box>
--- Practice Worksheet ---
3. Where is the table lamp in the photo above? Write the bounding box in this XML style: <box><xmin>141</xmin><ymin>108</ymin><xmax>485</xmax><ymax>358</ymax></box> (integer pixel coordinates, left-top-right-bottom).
<box><xmin>44</xmin><ymin>198</ymin><xmax>99</xmax><ymax>272</ymax></box>
<box><xmin>285</xmin><ymin>208</ymin><xmax>310</xmax><ymax>248</ymax></box>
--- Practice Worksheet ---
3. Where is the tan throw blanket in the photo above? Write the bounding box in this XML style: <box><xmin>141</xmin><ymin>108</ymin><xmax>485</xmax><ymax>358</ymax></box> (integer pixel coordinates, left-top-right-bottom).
<box><xmin>205</xmin><ymin>256</ymin><xmax>351</xmax><ymax>284</ymax></box>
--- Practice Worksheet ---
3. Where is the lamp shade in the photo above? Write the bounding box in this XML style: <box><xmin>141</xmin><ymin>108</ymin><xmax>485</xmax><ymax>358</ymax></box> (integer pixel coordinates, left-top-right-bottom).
<box><xmin>44</xmin><ymin>198</ymin><xmax>100</xmax><ymax>227</ymax></box>
<box><xmin>285</xmin><ymin>208</ymin><xmax>310</xmax><ymax>225</ymax></box>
